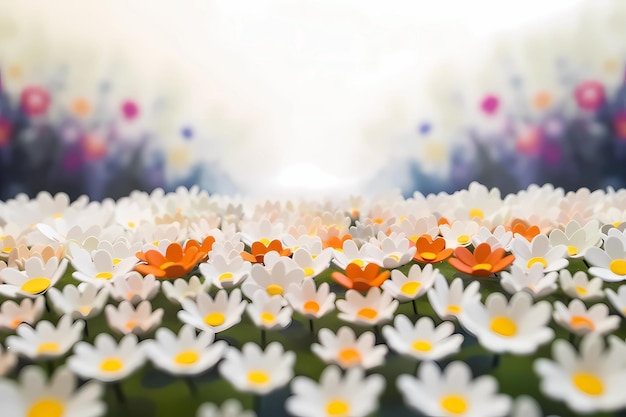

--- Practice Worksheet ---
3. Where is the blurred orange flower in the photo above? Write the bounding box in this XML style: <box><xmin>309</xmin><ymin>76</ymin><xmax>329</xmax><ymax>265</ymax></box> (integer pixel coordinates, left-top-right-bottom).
<box><xmin>413</xmin><ymin>235</ymin><xmax>453</xmax><ymax>263</ymax></box>
<box><xmin>331</xmin><ymin>262</ymin><xmax>390</xmax><ymax>292</ymax></box>
<box><xmin>240</xmin><ymin>239</ymin><xmax>291</xmax><ymax>264</ymax></box>
<box><xmin>448</xmin><ymin>242</ymin><xmax>515</xmax><ymax>277</ymax></box>
<box><xmin>135</xmin><ymin>237</ymin><xmax>214</xmax><ymax>279</ymax></box>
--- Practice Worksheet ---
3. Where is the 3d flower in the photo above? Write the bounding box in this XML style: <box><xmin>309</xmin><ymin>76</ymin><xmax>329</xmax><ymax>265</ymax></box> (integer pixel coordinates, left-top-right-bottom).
<box><xmin>0</xmin><ymin>297</ymin><xmax>45</xmax><ymax>331</ymax></box>
<box><xmin>161</xmin><ymin>275</ymin><xmax>208</xmax><ymax>305</ymax></box>
<box><xmin>511</xmin><ymin>234</ymin><xmax>568</xmax><ymax>273</ymax></box>
<box><xmin>535</xmin><ymin>335</ymin><xmax>626</xmax><ymax>413</ymax></box>
<box><xmin>48</xmin><ymin>283</ymin><xmax>110</xmax><ymax>320</ymax></box>
<box><xmin>135</xmin><ymin>238</ymin><xmax>213</xmax><ymax>279</ymax></box>
<box><xmin>367</xmin><ymin>235</ymin><xmax>416</xmax><ymax>269</ymax></box>
<box><xmin>381</xmin><ymin>263</ymin><xmax>439</xmax><ymax>302</ymax></box>
<box><xmin>0</xmin><ymin>366</ymin><xmax>106</xmax><ymax>417</ymax></box>
<box><xmin>332</xmin><ymin>239</ymin><xmax>382</xmax><ymax>270</ymax></box>
<box><xmin>7</xmin><ymin>315</ymin><xmax>84</xmax><ymax>360</ymax></box>
<box><xmin>312</xmin><ymin>326</ymin><xmax>387</xmax><ymax>370</ymax></box>
<box><xmin>109</xmin><ymin>272</ymin><xmax>160</xmax><ymax>304</ymax></box>
<box><xmin>585</xmin><ymin>236</ymin><xmax>626</xmax><ymax>282</ymax></box>
<box><xmin>382</xmin><ymin>315</ymin><xmax>463</xmax><ymax>361</ymax></box>
<box><xmin>199</xmin><ymin>254</ymin><xmax>251</xmax><ymax>289</ymax></box>
<box><xmin>178</xmin><ymin>289</ymin><xmax>247</xmax><ymax>333</ymax></box>
<box><xmin>242</xmin><ymin>261</ymin><xmax>304</xmax><ymax>299</ymax></box>
<box><xmin>559</xmin><ymin>270</ymin><xmax>604</xmax><ymax>301</ymax></box>
<box><xmin>196</xmin><ymin>399</ymin><xmax>256</xmax><ymax>417</ymax></box>
<box><xmin>286</xmin><ymin>365</ymin><xmax>385</xmax><ymax>417</ymax></box>
<box><xmin>439</xmin><ymin>221</ymin><xmax>480</xmax><ymax>249</ymax></box>
<box><xmin>68</xmin><ymin>333</ymin><xmax>146</xmax><ymax>382</ymax></box>
<box><xmin>0</xmin><ymin>256</ymin><xmax>68</xmax><ymax>298</ymax></box>
<box><xmin>291</xmin><ymin>247</ymin><xmax>332</xmax><ymax>279</ymax></box>
<box><xmin>460</xmin><ymin>292</ymin><xmax>554</xmax><ymax>354</ymax></box>
<box><xmin>336</xmin><ymin>287</ymin><xmax>398</xmax><ymax>327</ymax></box>
<box><xmin>144</xmin><ymin>324</ymin><xmax>227</xmax><ymax>376</ymax></box>
<box><xmin>284</xmin><ymin>278</ymin><xmax>335</xmax><ymax>319</ymax></box>
<box><xmin>449</xmin><ymin>242</ymin><xmax>515</xmax><ymax>277</ymax></box>
<box><xmin>553</xmin><ymin>299</ymin><xmax>620</xmax><ymax>336</ymax></box>
<box><xmin>471</xmin><ymin>225</ymin><xmax>512</xmax><ymax>251</ymax></box>
<box><xmin>605</xmin><ymin>285</ymin><xmax>626</xmax><ymax>317</ymax></box>
<box><xmin>510</xmin><ymin>221</ymin><xmax>541</xmax><ymax>242</ymax></box>
<box><xmin>246</xmin><ymin>290</ymin><xmax>293</xmax><ymax>331</ymax></box>
<box><xmin>397</xmin><ymin>361</ymin><xmax>512</xmax><ymax>417</ymax></box>
<box><xmin>331</xmin><ymin>262</ymin><xmax>390</xmax><ymax>292</ymax></box>
<box><xmin>413</xmin><ymin>235</ymin><xmax>454</xmax><ymax>264</ymax></box>
<box><xmin>71</xmin><ymin>246</ymin><xmax>138</xmax><ymax>288</ymax></box>
<box><xmin>549</xmin><ymin>220</ymin><xmax>601</xmax><ymax>258</ymax></box>
<box><xmin>427</xmin><ymin>276</ymin><xmax>481</xmax><ymax>321</ymax></box>
<box><xmin>500</xmin><ymin>264</ymin><xmax>557</xmax><ymax>299</ymax></box>
<box><xmin>219</xmin><ymin>342</ymin><xmax>295</xmax><ymax>395</ymax></box>
<box><xmin>104</xmin><ymin>300</ymin><xmax>164</xmax><ymax>336</ymax></box>
<box><xmin>240</xmin><ymin>240</ymin><xmax>291</xmax><ymax>264</ymax></box>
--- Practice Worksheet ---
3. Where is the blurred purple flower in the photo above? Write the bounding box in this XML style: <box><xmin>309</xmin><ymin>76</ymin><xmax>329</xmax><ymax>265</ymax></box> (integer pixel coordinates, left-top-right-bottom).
<box><xmin>480</xmin><ymin>94</ymin><xmax>500</xmax><ymax>115</ymax></box>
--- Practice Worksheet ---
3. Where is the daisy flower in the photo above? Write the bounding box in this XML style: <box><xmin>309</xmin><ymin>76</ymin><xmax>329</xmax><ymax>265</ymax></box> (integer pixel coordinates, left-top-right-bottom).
<box><xmin>0</xmin><ymin>365</ymin><xmax>106</xmax><ymax>417</ymax></box>
<box><xmin>199</xmin><ymin>254</ymin><xmax>251</xmax><ymax>289</ymax></box>
<box><xmin>500</xmin><ymin>264</ymin><xmax>557</xmax><ymax>299</ymax></box>
<box><xmin>331</xmin><ymin>262</ymin><xmax>390</xmax><ymax>292</ymax></box>
<box><xmin>413</xmin><ymin>235</ymin><xmax>454</xmax><ymax>264</ymax></box>
<box><xmin>0</xmin><ymin>343</ymin><xmax>17</xmax><ymax>376</ymax></box>
<box><xmin>178</xmin><ymin>289</ymin><xmax>247</xmax><ymax>333</ymax></box>
<box><xmin>196</xmin><ymin>399</ymin><xmax>256</xmax><ymax>417</ymax></box>
<box><xmin>510</xmin><ymin>234</ymin><xmax>568</xmax><ymax>273</ymax></box>
<box><xmin>240</xmin><ymin>240</ymin><xmax>291</xmax><ymax>265</ymax></box>
<box><xmin>240</xmin><ymin>219</ymin><xmax>285</xmax><ymax>247</ymax></box>
<box><xmin>336</xmin><ymin>287</ymin><xmax>398</xmax><ymax>327</ymax></box>
<box><xmin>397</xmin><ymin>360</ymin><xmax>511</xmax><ymax>417</ymax></box>
<box><xmin>605</xmin><ymin>285</ymin><xmax>626</xmax><ymax>317</ymax></box>
<box><xmin>382</xmin><ymin>315</ymin><xmax>463</xmax><ymax>361</ymax></box>
<box><xmin>286</xmin><ymin>365</ymin><xmax>385</xmax><ymax>417</ymax></box>
<box><xmin>104</xmin><ymin>300</ymin><xmax>164</xmax><ymax>336</ymax></box>
<box><xmin>367</xmin><ymin>234</ymin><xmax>416</xmax><ymax>269</ymax></box>
<box><xmin>135</xmin><ymin>239</ymin><xmax>211</xmax><ymax>279</ymax></box>
<box><xmin>449</xmin><ymin>242</ymin><xmax>515</xmax><ymax>277</ymax></box>
<box><xmin>291</xmin><ymin>247</ymin><xmax>332</xmax><ymax>279</ymax></box>
<box><xmin>7</xmin><ymin>315</ymin><xmax>84</xmax><ymax>360</ymax></box>
<box><xmin>161</xmin><ymin>275</ymin><xmax>208</xmax><ymax>305</ymax></box>
<box><xmin>454</xmin><ymin>182</ymin><xmax>505</xmax><ymax>224</ymax></box>
<box><xmin>0</xmin><ymin>297</ymin><xmax>45</xmax><ymax>331</ymax></box>
<box><xmin>459</xmin><ymin>292</ymin><xmax>554</xmax><ymax>354</ymax></box>
<box><xmin>219</xmin><ymin>342</ymin><xmax>295</xmax><ymax>395</ymax></box>
<box><xmin>144</xmin><ymin>324</ymin><xmax>227</xmax><ymax>376</ymax></box>
<box><xmin>381</xmin><ymin>263</ymin><xmax>439</xmax><ymax>302</ymax></box>
<box><xmin>439</xmin><ymin>220</ymin><xmax>480</xmax><ymax>249</ymax></box>
<box><xmin>332</xmin><ymin>239</ymin><xmax>382</xmax><ymax>270</ymax></box>
<box><xmin>0</xmin><ymin>256</ymin><xmax>68</xmax><ymax>298</ymax></box>
<box><xmin>109</xmin><ymin>272</ymin><xmax>160</xmax><ymax>304</ymax></box>
<box><xmin>548</xmin><ymin>220</ymin><xmax>601</xmax><ymax>258</ymax></box>
<box><xmin>585</xmin><ymin>236</ymin><xmax>626</xmax><ymax>282</ymax></box>
<box><xmin>246</xmin><ymin>290</ymin><xmax>293</xmax><ymax>331</ymax></box>
<box><xmin>427</xmin><ymin>276</ymin><xmax>481</xmax><ymax>321</ymax></box>
<box><xmin>510</xmin><ymin>396</ymin><xmax>544</xmax><ymax>417</ymax></box>
<box><xmin>559</xmin><ymin>270</ymin><xmax>604</xmax><ymax>301</ymax></box>
<box><xmin>284</xmin><ymin>278</ymin><xmax>335</xmax><ymax>319</ymax></box>
<box><xmin>471</xmin><ymin>225</ymin><xmax>513</xmax><ymax>251</ymax></box>
<box><xmin>70</xmin><ymin>245</ymin><xmax>137</xmax><ymax>288</ymax></box>
<box><xmin>535</xmin><ymin>335</ymin><xmax>626</xmax><ymax>413</ymax></box>
<box><xmin>553</xmin><ymin>299</ymin><xmax>620</xmax><ymax>336</ymax></box>
<box><xmin>47</xmin><ymin>283</ymin><xmax>110</xmax><ymax>320</ymax></box>
<box><xmin>312</xmin><ymin>326</ymin><xmax>387</xmax><ymax>370</ymax></box>
<box><xmin>68</xmin><ymin>333</ymin><xmax>146</xmax><ymax>382</ymax></box>
<box><xmin>242</xmin><ymin>260</ymin><xmax>304</xmax><ymax>299</ymax></box>
<box><xmin>8</xmin><ymin>242</ymin><xmax>66</xmax><ymax>270</ymax></box>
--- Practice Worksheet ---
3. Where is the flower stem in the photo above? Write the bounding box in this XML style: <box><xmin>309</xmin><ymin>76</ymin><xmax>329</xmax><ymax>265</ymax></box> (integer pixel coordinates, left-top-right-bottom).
<box><xmin>112</xmin><ymin>382</ymin><xmax>126</xmax><ymax>404</ymax></box>
<box><xmin>412</xmin><ymin>299</ymin><xmax>418</xmax><ymax>315</ymax></box>
<box><xmin>184</xmin><ymin>377</ymin><xmax>198</xmax><ymax>397</ymax></box>
<box><xmin>261</xmin><ymin>329</ymin><xmax>267</xmax><ymax>349</ymax></box>
<box><xmin>492</xmin><ymin>353</ymin><xmax>500</xmax><ymax>369</ymax></box>
<box><xmin>309</xmin><ymin>319</ymin><xmax>314</xmax><ymax>336</ymax></box>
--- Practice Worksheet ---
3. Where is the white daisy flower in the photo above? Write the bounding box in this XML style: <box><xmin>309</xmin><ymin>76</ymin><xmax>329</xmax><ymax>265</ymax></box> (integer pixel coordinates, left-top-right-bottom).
<box><xmin>459</xmin><ymin>292</ymin><xmax>554</xmax><ymax>355</ymax></box>
<box><xmin>535</xmin><ymin>335</ymin><xmax>626</xmax><ymax>413</ymax></box>
<box><xmin>510</xmin><ymin>395</ymin><xmax>546</xmax><ymax>417</ymax></box>
<box><xmin>471</xmin><ymin>225</ymin><xmax>513</xmax><ymax>251</ymax></box>
<box><xmin>286</xmin><ymin>365</ymin><xmax>385</xmax><ymax>417</ymax></box>
<box><xmin>242</xmin><ymin>261</ymin><xmax>304</xmax><ymax>300</ymax></box>
<box><xmin>0</xmin><ymin>297</ymin><xmax>45</xmax><ymax>331</ymax></box>
<box><xmin>0</xmin><ymin>365</ymin><xmax>106</xmax><ymax>417</ymax></box>
<box><xmin>284</xmin><ymin>278</ymin><xmax>335</xmax><ymax>319</ymax></box>
<box><xmin>109</xmin><ymin>272</ymin><xmax>160</xmax><ymax>304</ymax></box>
<box><xmin>93</xmin><ymin>238</ymin><xmax>142</xmax><ymax>265</ymax></box>
<box><xmin>196</xmin><ymin>399</ymin><xmax>256</xmax><ymax>417</ymax></box>
<box><xmin>397</xmin><ymin>360</ymin><xmax>512</xmax><ymax>417</ymax></box>
<box><xmin>219</xmin><ymin>342</ymin><xmax>295</xmax><ymax>395</ymax></box>
<box><xmin>381</xmin><ymin>263</ymin><xmax>439</xmax><ymax>302</ymax></box>
<box><xmin>246</xmin><ymin>290</ymin><xmax>293</xmax><ymax>331</ymax></box>
<box><xmin>0</xmin><ymin>257</ymin><xmax>68</xmax><ymax>298</ymax></box>
<box><xmin>553</xmin><ymin>299</ymin><xmax>620</xmax><ymax>336</ymax></box>
<box><xmin>511</xmin><ymin>234</ymin><xmax>568</xmax><ymax>273</ymax></box>
<box><xmin>144</xmin><ymin>324</ymin><xmax>227</xmax><ymax>376</ymax></box>
<box><xmin>199</xmin><ymin>254</ymin><xmax>251</xmax><ymax>289</ymax></box>
<box><xmin>68</xmin><ymin>333</ymin><xmax>146</xmax><ymax>382</ymax></box>
<box><xmin>7</xmin><ymin>315</ymin><xmax>84</xmax><ymax>360</ymax></box>
<box><xmin>332</xmin><ymin>239</ymin><xmax>382</xmax><ymax>270</ymax></box>
<box><xmin>312</xmin><ymin>326</ymin><xmax>387</xmax><ymax>370</ymax></box>
<box><xmin>240</xmin><ymin>219</ymin><xmax>285</xmax><ymax>247</ymax></box>
<box><xmin>427</xmin><ymin>275</ymin><xmax>481</xmax><ymax>321</ymax></box>
<box><xmin>104</xmin><ymin>300</ymin><xmax>164</xmax><ymax>336</ymax></box>
<box><xmin>47</xmin><ymin>283</ymin><xmax>110</xmax><ymax>320</ymax></box>
<box><xmin>367</xmin><ymin>234</ymin><xmax>416</xmax><ymax>269</ymax></box>
<box><xmin>500</xmin><ymin>264</ymin><xmax>557</xmax><ymax>299</ymax></box>
<box><xmin>559</xmin><ymin>270</ymin><xmax>604</xmax><ymax>301</ymax></box>
<box><xmin>605</xmin><ymin>285</ymin><xmax>626</xmax><ymax>317</ymax></box>
<box><xmin>70</xmin><ymin>244</ymin><xmax>137</xmax><ymax>288</ymax></box>
<box><xmin>161</xmin><ymin>275</ymin><xmax>209</xmax><ymax>305</ymax></box>
<box><xmin>382</xmin><ymin>315</ymin><xmax>463</xmax><ymax>361</ymax></box>
<box><xmin>454</xmin><ymin>182</ymin><xmax>505</xmax><ymax>224</ymax></box>
<box><xmin>585</xmin><ymin>236</ymin><xmax>626</xmax><ymax>282</ymax></box>
<box><xmin>0</xmin><ymin>343</ymin><xmax>17</xmax><ymax>376</ymax></box>
<box><xmin>336</xmin><ymin>287</ymin><xmax>398</xmax><ymax>327</ymax></box>
<box><xmin>178</xmin><ymin>289</ymin><xmax>247</xmax><ymax>333</ymax></box>
<box><xmin>389</xmin><ymin>214</ymin><xmax>439</xmax><ymax>244</ymax></box>
<box><xmin>548</xmin><ymin>220</ymin><xmax>602</xmax><ymax>258</ymax></box>
<box><xmin>291</xmin><ymin>247</ymin><xmax>332</xmax><ymax>279</ymax></box>
<box><xmin>440</xmin><ymin>220</ymin><xmax>480</xmax><ymax>249</ymax></box>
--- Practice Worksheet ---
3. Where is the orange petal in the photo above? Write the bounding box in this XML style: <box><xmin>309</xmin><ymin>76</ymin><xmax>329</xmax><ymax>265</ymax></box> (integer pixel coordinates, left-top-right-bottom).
<box><xmin>453</xmin><ymin>246</ymin><xmax>476</xmax><ymax>267</ymax></box>
<box><xmin>331</xmin><ymin>272</ymin><xmax>354</xmax><ymax>289</ymax></box>
<box><xmin>363</xmin><ymin>263</ymin><xmax>381</xmax><ymax>280</ymax></box>
<box><xmin>162</xmin><ymin>263</ymin><xmax>189</xmax><ymax>279</ymax></box>
<box><xmin>135</xmin><ymin>264</ymin><xmax>167</xmax><ymax>278</ymax></box>
<box><xmin>491</xmin><ymin>254</ymin><xmax>516</xmax><ymax>272</ymax></box>
<box><xmin>473</xmin><ymin>243</ymin><xmax>493</xmax><ymax>263</ymax></box>
<box><xmin>448</xmin><ymin>258</ymin><xmax>473</xmax><ymax>275</ymax></box>
<box><xmin>165</xmin><ymin>243</ymin><xmax>184</xmax><ymax>262</ymax></box>
<box><xmin>145</xmin><ymin>250</ymin><xmax>167</xmax><ymax>266</ymax></box>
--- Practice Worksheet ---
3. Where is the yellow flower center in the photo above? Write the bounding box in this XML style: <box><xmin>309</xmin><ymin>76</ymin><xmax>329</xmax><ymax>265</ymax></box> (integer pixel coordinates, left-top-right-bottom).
<box><xmin>411</xmin><ymin>340</ymin><xmax>433</xmax><ymax>352</ymax></box>
<box><xmin>575</xmin><ymin>286</ymin><xmax>588</xmax><ymax>296</ymax></box>
<box><xmin>472</xmin><ymin>263</ymin><xmax>492</xmax><ymax>272</ymax></box>
<box><xmin>609</xmin><ymin>259</ymin><xmax>626</xmax><ymax>276</ymax></box>
<box><xmin>127</xmin><ymin>221</ymin><xmax>135</xmax><ymax>228</ymax></box>
<box><xmin>21</xmin><ymin>277</ymin><xmax>51</xmax><ymax>294</ymax></box>
<box><xmin>37</xmin><ymin>342</ymin><xmax>60</xmax><ymax>355</ymax></box>
<box><xmin>457</xmin><ymin>234</ymin><xmax>470</xmax><ymax>245</ymax></box>
<box><xmin>400</xmin><ymin>282</ymin><xmax>421</xmax><ymax>296</ymax></box>
<box><xmin>174</xmin><ymin>350</ymin><xmax>199</xmax><ymax>365</ymax></box>
<box><xmin>351</xmin><ymin>259</ymin><xmax>365</xmax><ymax>268</ymax></box>
<box><xmin>490</xmin><ymin>316</ymin><xmax>517</xmax><ymax>337</ymax></box>
<box><xmin>303</xmin><ymin>267</ymin><xmax>315</xmax><ymax>277</ymax></box>
<box><xmin>1</xmin><ymin>246</ymin><xmax>12</xmax><ymax>254</ymax></box>
<box><xmin>572</xmin><ymin>372</ymin><xmax>604</xmax><ymax>396</ymax></box>
<box><xmin>247</xmin><ymin>370</ymin><xmax>270</xmax><ymax>385</ymax></box>
<box><xmin>567</xmin><ymin>245</ymin><xmax>578</xmax><ymax>256</ymax></box>
<box><xmin>204</xmin><ymin>312</ymin><xmax>226</xmax><ymax>327</ymax></box>
<box><xmin>259</xmin><ymin>238</ymin><xmax>271</xmax><ymax>246</ymax></box>
<box><xmin>469</xmin><ymin>208</ymin><xmax>484</xmax><ymax>219</ymax></box>
<box><xmin>526</xmin><ymin>257</ymin><xmax>547</xmax><ymax>268</ymax></box>
<box><xmin>261</xmin><ymin>312</ymin><xmax>275</xmax><ymax>324</ymax></box>
<box><xmin>125</xmin><ymin>320</ymin><xmax>136</xmax><ymax>330</ymax></box>
<box><xmin>440</xmin><ymin>394</ymin><xmax>468</xmax><ymax>415</ymax></box>
<box><xmin>338</xmin><ymin>348</ymin><xmax>362</xmax><ymax>366</ymax></box>
<box><xmin>570</xmin><ymin>315</ymin><xmax>595</xmax><ymax>331</ymax></box>
<box><xmin>266</xmin><ymin>284</ymin><xmax>284</xmax><ymax>296</ymax></box>
<box><xmin>160</xmin><ymin>261</ymin><xmax>176</xmax><ymax>269</ymax></box>
<box><xmin>303</xmin><ymin>300</ymin><xmax>320</xmax><ymax>314</ymax></box>
<box><xmin>112</xmin><ymin>258</ymin><xmax>122</xmax><ymax>265</ymax></box>
<box><xmin>27</xmin><ymin>398</ymin><xmax>64</xmax><ymax>417</ymax></box>
<box><xmin>446</xmin><ymin>305</ymin><xmax>462</xmax><ymax>315</ymax></box>
<box><xmin>79</xmin><ymin>306</ymin><xmax>92</xmax><ymax>316</ymax></box>
<box><xmin>218</xmin><ymin>272</ymin><xmax>233</xmax><ymax>281</ymax></box>
<box><xmin>356</xmin><ymin>308</ymin><xmax>378</xmax><ymax>320</ymax></box>
<box><xmin>95</xmin><ymin>272</ymin><xmax>114</xmax><ymax>280</ymax></box>
<box><xmin>100</xmin><ymin>358</ymin><xmax>124</xmax><ymax>372</ymax></box>
<box><xmin>326</xmin><ymin>399</ymin><xmax>350</xmax><ymax>416</ymax></box>
<box><xmin>421</xmin><ymin>252</ymin><xmax>437</xmax><ymax>261</ymax></box>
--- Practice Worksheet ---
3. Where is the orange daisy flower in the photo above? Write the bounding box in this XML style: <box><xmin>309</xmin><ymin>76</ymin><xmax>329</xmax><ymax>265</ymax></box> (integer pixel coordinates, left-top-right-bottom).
<box><xmin>448</xmin><ymin>242</ymin><xmax>515</xmax><ymax>277</ymax></box>
<box><xmin>135</xmin><ymin>237</ymin><xmax>214</xmax><ymax>279</ymax></box>
<box><xmin>331</xmin><ymin>262</ymin><xmax>390</xmax><ymax>292</ymax></box>
<box><xmin>240</xmin><ymin>239</ymin><xmax>292</xmax><ymax>264</ymax></box>
<box><xmin>413</xmin><ymin>235</ymin><xmax>453</xmax><ymax>263</ymax></box>
<box><xmin>322</xmin><ymin>234</ymin><xmax>352</xmax><ymax>251</ymax></box>
<box><xmin>510</xmin><ymin>220</ymin><xmax>541</xmax><ymax>242</ymax></box>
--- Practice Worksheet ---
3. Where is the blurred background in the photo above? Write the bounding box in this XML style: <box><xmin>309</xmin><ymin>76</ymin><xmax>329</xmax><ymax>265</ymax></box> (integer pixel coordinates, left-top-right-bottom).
<box><xmin>0</xmin><ymin>0</ymin><xmax>625</xmax><ymax>201</ymax></box>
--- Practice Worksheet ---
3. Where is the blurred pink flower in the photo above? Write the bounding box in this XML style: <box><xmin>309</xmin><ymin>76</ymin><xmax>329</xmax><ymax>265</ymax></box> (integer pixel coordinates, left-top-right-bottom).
<box><xmin>20</xmin><ymin>85</ymin><xmax>51</xmax><ymax>116</ymax></box>
<box><xmin>574</xmin><ymin>80</ymin><xmax>605</xmax><ymax>111</ymax></box>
